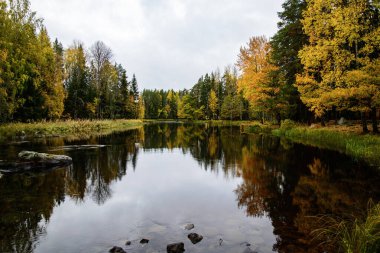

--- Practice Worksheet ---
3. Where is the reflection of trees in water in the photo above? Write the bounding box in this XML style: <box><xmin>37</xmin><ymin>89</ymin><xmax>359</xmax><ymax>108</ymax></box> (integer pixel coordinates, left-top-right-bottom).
<box><xmin>0</xmin><ymin>128</ymin><xmax>142</xmax><ymax>252</ymax></box>
<box><xmin>144</xmin><ymin>124</ymin><xmax>380</xmax><ymax>252</ymax></box>
<box><xmin>231</xmin><ymin>135</ymin><xmax>380</xmax><ymax>253</ymax></box>
<box><xmin>0</xmin><ymin>169</ymin><xmax>66</xmax><ymax>253</ymax></box>
<box><xmin>1</xmin><ymin>124</ymin><xmax>380</xmax><ymax>253</ymax></box>
<box><xmin>142</xmin><ymin>124</ymin><xmax>241</xmax><ymax>177</ymax></box>
<box><xmin>65</xmin><ymin>129</ymin><xmax>142</xmax><ymax>204</ymax></box>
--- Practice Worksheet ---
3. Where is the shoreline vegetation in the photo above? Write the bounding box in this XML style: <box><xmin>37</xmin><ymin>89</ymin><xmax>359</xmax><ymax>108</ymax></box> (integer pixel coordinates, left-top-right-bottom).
<box><xmin>243</xmin><ymin>120</ymin><xmax>380</xmax><ymax>167</ymax></box>
<box><xmin>0</xmin><ymin>119</ymin><xmax>143</xmax><ymax>141</ymax></box>
<box><xmin>145</xmin><ymin>119</ymin><xmax>380</xmax><ymax>167</ymax></box>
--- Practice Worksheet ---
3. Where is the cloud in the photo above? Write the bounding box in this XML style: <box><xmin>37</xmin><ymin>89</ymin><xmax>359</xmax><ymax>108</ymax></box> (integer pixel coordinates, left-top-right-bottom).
<box><xmin>30</xmin><ymin>0</ymin><xmax>282</xmax><ymax>90</ymax></box>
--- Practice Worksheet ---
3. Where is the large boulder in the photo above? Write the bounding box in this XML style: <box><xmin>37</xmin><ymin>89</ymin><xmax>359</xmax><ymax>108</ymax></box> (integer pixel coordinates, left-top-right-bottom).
<box><xmin>18</xmin><ymin>151</ymin><xmax>72</xmax><ymax>164</ymax></box>
<box><xmin>0</xmin><ymin>151</ymin><xmax>72</xmax><ymax>173</ymax></box>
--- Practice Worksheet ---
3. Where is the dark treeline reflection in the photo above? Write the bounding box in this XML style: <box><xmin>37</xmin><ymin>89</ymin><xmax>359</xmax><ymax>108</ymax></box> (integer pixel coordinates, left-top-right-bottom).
<box><xmin>1</xmin><ymin>123</ymin><xmax>380</xmax><ymax>253</ymax></box>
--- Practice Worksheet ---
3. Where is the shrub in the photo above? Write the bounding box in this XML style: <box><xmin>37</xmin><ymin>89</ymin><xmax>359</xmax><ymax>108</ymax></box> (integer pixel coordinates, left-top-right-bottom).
<box><xmin>280</xmin><ymin>119</ymin><xmax>297</xmax><ymax>130</ymax></box>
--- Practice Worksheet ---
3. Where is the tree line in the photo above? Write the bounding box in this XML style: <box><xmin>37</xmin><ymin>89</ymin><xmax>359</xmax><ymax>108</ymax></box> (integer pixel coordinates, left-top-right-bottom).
<box><xmin>0</xmin><ymin>0</ymin><xmax>143</xmax><ymax>123</ymax></box>
<box><xmin>142</xmin><ymin>67</ymin><xmax>249</xmax><ymax>120</ymax></box>
<box><xmin>142</xmin><ymin>0</ymin><xmax>379</xmax><ymax>133</ymax></box>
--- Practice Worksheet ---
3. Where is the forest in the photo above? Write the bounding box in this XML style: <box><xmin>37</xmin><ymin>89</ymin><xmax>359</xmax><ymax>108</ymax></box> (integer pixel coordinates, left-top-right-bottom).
<box><xmin>0</xmin><ymin>0</ymin><xmax>379</xmax><ymax>133</ymax></box>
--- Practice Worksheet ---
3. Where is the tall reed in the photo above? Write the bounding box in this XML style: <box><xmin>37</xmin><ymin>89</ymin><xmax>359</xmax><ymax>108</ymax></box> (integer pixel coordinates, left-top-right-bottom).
<box><xmin>312</xmin><ymin>201</ymin><xmax>380</xmax><ymax>253</ymax></box>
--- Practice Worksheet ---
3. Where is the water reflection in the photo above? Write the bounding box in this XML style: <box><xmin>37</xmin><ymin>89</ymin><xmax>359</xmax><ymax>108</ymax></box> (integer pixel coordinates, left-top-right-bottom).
<box><xmin>0</xmin><ymin>123</ymin><xmax>379</xmax><ymax>253</ymax></box>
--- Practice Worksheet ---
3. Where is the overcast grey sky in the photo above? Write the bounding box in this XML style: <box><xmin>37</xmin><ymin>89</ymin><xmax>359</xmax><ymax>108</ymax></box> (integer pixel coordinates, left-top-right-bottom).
<box><xmin>30</xmin><ymin>0</ymin><xmax>283</xmax><ymax>90</ymax></box>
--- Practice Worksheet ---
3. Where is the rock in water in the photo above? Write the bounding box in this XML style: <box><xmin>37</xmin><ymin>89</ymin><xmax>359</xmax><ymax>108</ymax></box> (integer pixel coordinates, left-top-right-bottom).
<box><xmin>109</xmin><ymin>246</ymin><xmax>126</xmax><ymax>253</ymax></box>
<box><xmin>0</xmin><ymin>151</ymin><xmax>73</xmax><ymax>173</ymax></box>
<box><xmin>140</xmin><ymin>239</ymin><xmax>149</xmax><ymax>244</ymax></box>
<box><xmin>18</xmin><ymin>151</ymin><xmax>72</xmax><ymax>168</ymax></box>
<box><xmin>184</xmin><ymin>223</ymin><xmax>194</xmax><ymax>230</ymax></box>
<box><xmin>188</xmin><ymin>233</ymin><xmax>203</xmax><ymax>244</ymax></box>
<box><xmin>125</xmin><ymin>241</ymin><xmax>131</xmax><ymax>246</ymax></box>
<box><xmin>167</xmin><ymin>242</ymin><xmax>185</xmax><ymax>253</ymax></box>
<box><xmin>242</xmin><ymin>247</ymin><xmax>257</xmax><ymax>253</ymax></box>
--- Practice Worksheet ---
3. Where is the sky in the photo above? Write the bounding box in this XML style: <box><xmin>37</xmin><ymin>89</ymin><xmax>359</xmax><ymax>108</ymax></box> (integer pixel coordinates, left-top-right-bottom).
<box><xmin>30</xmin><ymin>0</ymin><xmax>283</xmax><ymax>90</ymax></box>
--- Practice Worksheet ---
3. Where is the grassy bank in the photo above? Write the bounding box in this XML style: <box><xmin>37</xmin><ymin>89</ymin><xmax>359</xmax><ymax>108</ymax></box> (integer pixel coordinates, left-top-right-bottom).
<box><xmin>0</xmin><ymin>119</ymin><xmax>143</xmax><ymax>141</ymax></box>
<box><xmin>270</xmin><ymin>120</ymin><xmax>380</xmax><ymax>166</ymax></box>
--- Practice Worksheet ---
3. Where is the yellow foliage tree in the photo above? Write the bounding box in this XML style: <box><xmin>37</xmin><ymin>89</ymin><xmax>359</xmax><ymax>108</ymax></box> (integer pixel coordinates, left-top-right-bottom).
<box><xmin>208</xmin><ymin>89</ymin><xmax>218</xmax><ymax>119</ymax></box>
<box><xmin>37</xmin><ymin>28</ymin><xmax>65</xmax><ymax>119</ymax></box>
<box><xmin>237</xmin><ymin>36</ymin><xmax>285</xmax><ymax>124</ymax></box>
<box><xmin>297</xmin><ymin>0</ymin><xmax>379</xmax><ymax>131</ymax></box>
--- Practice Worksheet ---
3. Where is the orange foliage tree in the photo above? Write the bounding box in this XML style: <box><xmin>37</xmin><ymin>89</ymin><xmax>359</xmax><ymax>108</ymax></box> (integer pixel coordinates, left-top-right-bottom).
<box><xmin>237</xmin><ymin>36</ymin><xmax>288</xmax><ymax>124</ymax></box>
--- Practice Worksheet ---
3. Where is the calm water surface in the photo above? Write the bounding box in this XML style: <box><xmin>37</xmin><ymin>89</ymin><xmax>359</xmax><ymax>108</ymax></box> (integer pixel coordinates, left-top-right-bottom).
<box><xmin>1</xmin><ymin>123</ymin><xmax>380</xmax><ymax>253</ymax></box>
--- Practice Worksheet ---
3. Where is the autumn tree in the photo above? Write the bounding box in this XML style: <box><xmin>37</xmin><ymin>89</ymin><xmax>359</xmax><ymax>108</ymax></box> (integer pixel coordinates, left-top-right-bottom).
<box><xmin>208</xmin><ymin>89</ymin><xmax>218</xmax><ymax>119</ymax></box>
<box><xmin>37</xmin><ymin>31</ymin><xmax>65</xmax><ymax>119</ymax></box>
<box><xmin>297</xmin><ymin>0</ymin><xmax>380</xmax><ymax>132</ymax></box>
<box><xmin>237</xmin><ymin>36</ymin><xmax>286</xmax><ymax>124</ymax></box>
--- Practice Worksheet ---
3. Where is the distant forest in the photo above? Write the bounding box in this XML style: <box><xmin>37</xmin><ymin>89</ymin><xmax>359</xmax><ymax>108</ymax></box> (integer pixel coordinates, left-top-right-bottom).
<box><xmin>0</xmin><ymin>0</ymin><xmax>379</xmax><ymax>133</ymax></box>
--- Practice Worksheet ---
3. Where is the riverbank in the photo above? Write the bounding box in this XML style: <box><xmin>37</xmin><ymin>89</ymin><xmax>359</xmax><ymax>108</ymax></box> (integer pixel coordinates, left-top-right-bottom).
<box><xmin>242</xmin><ymin>120</ymin><xmax>380</xmax><ymax>166</ymax></box>
<box><xmin>0</xmin><ymin>119</ymin><xmax>143</xmax><ymax>141</ymax></box>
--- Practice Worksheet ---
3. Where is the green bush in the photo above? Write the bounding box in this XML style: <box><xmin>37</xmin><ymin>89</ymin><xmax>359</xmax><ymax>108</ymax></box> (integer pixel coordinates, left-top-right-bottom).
<box><xmin>280</xmin><ymin>119</ymin><xmax>297</xmax><ymax>130</ymax></box>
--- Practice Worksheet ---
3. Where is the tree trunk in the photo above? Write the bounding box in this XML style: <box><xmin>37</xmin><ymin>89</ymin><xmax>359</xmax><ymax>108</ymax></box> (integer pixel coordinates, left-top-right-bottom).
<box><xmin>276</xmin><ymin>113</ymin><xmax>281</xmax><ymax>126</ymax></box>
<box><xmin>321</xmin><ymin>116</ymin><xmax>326</xmax><ymax>127</ymax></box>
<box><xmin>333</xmin><ymin>107</ymin><xmax>338</xmax><ymax>124</ymax></box>
<box><xmin>371</xmin><ymin>107</ymin><xmax>378</xmax><ymax>134</ymax></box>
<box><xmin>361</xmin><ymin>112</ymin><xmax>369</xmax><ymax>133</ymax></box>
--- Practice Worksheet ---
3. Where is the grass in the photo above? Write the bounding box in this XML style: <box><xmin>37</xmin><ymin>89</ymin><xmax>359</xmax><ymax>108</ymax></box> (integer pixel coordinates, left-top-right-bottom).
<box><xmin>0</xmin><ymin>119</ymin><xmax>143</xmax><ymax>141</ymax></box>
<box><xmin>312</xmin><ymin>201</ymin><xmax>380</xmax><ymax>253</ymax></box>
<box><xmin>271</xmin><ymin>120</ymin><xmax>380</xmax><ymax>166</ymax></box>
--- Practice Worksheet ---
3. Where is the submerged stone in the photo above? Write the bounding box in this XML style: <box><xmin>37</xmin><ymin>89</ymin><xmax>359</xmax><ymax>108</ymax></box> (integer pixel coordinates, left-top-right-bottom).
<box><xmin>184</xmin><ymin>223</ymin><xmax>194</xmax><ymax>230</ymax></box>
<box><xmin>125</xmin><ymin>241</ymin><xmax>131</xmax><ymax>246</ymax></box>
<box><xmin>109</xmin><ymin>246</ymin><xmax>126</xmax><ymax>253</ymax></box>
<box><xmin>187</xmin><ymin>233</ymin><xmax>203</xmax><ymax>244</ymax></box>
<box><xmin>167</xmin><ymin>242</ymin><xmax>185</xmax><ymax>253</ymax></box>
<box><xmin>242</xmin><ymin>247</ymin><xmax>257</xmax><ymax>253</ymax></box>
